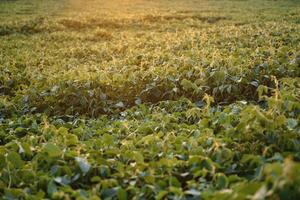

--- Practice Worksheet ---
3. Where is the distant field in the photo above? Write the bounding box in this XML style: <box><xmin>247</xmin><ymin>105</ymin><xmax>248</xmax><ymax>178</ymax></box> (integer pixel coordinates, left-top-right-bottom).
<box><xmin>0</xmin><ymin>0</ymin><xmax>300</xmax><ymax>199</ymax></box>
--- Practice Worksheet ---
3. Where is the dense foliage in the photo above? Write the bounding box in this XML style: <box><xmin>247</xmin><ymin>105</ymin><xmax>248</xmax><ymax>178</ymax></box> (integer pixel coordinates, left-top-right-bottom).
<box><xmin>0</xmin><ymin>0</ymin><xmax>300</xmax><ymax>199</ymax></box>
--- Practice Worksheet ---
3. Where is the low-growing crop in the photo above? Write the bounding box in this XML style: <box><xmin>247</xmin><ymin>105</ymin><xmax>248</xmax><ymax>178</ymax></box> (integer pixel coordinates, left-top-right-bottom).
<box><xmin>0</xmin><ymin>0</ymin><xmax>299</xmax><ymax>199</ymax></box>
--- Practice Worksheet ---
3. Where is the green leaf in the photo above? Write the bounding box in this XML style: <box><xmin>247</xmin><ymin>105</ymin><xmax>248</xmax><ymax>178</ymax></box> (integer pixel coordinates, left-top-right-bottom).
<box><xmin>75</xmin><ymin>157</ymin><xmax>91</xmax><ymax>174</ymax></box>
<box><xmin>47</xmin><ymin>180</ymin><xmax>57</xmax><ymax>196</ymax></box>
<box><xmin>181</xmin><ymin>79</ymin><xmax>198</xmax><ymax>91</ymax></box>
<box><xmin>185</xmin><ymin>189</ymin><xmax>201</xmax><ymax>196</ymax></box>
<box><xmin>7</xmin><ymin>152</ymin><xmax>24</xmax><ymax>168</ymax></box>
<box><xmin>257</xmin><ymin>85</ymin><xmax>268</xmax><ymax>100</ymax></box>
<box><xmin>215</xmin><ymin>173</ymin><xmax>229</xmax><ymax>189</ymax></box>
<box><xmin>43</xmin><ymin>143</ymin><xmax>62</xmax><ymax>158</ymax></box>
<box><xmin>156</xmin><ymin>190</ymin><xmax>168</xmax><ymax>200</ymax></box>
<box><xmin>66</xmin><ymin>134</ymin><xmax>78</xmax><ymax>146</ymax></box>
<box><xmin>117</xmin><ymin>188</ymin><xmax>127</xmax><ymax>200</ymax></box>
<box><xmin>0</xmin><ymin>154</ymin><xmax>6</xmax><ymax>170</ymax></box>
<box><xmin>102</xmin><ymin>134</ymin><xmax>114</xmax><ymax>145</ymax></box>
<box><xmin>54</xmin><ymin>176</ymin><xmax>71</xmax><ymax>186</ymax></box>
<box><xmin>287</xmin><ymin>118</ymin><xmax>298</xmax><ymax>130</ymax></box>
<box><xmin>250</xmin><ymin>81</ymin><xmax>259</xmax><ymax>87</ymax></box>
<box><xmin>252</xmin><ymin>186</ymin><xmax>268</xmax><ymax>200</ymax></box>
<box><xmin>101</xmin><ymin>188</ymin><xmax>117</xmax><ymax>199</ymax></box>
<box><xmin>132</xmin><ymin>151</ymin><xmax>144</xmax><ymax>163</ymax></box>
<box><xmin>58</xmin><ymin>127</ymin><xmax>69</xmax><ymax>135</ymax></box>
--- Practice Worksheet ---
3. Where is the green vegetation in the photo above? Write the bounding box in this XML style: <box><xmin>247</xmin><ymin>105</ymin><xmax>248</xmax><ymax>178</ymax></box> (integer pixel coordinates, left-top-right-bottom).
<box><xmin>0</xmin><ymin>0</ymin><xmax>300</xmax><ymax>199</ymax></box>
